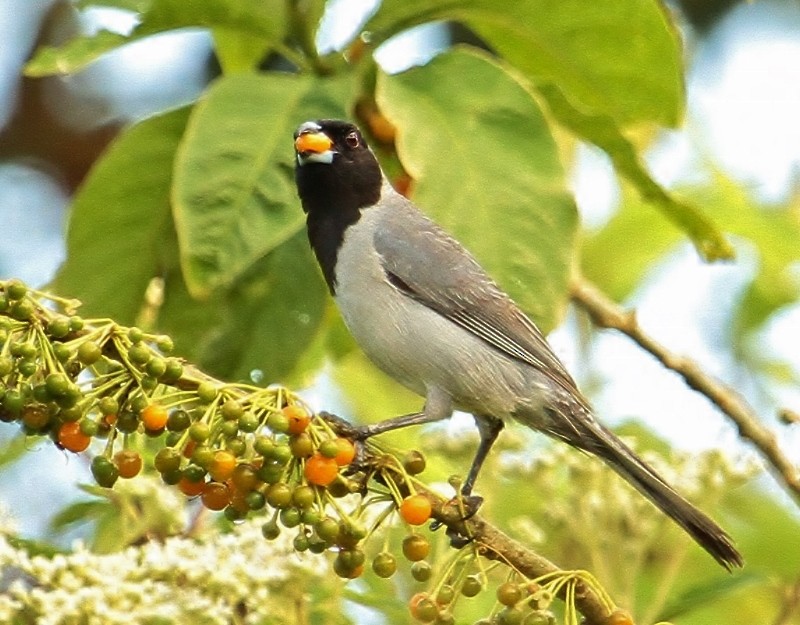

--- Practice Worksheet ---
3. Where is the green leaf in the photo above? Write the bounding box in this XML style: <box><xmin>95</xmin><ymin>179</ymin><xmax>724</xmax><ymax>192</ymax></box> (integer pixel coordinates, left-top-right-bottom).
<box><xmin>377</xmin><ymin>48</ymin><xmax>577</xmax><ymax>332</ymax></box>
<box><xmin>656</xmin><ymin>573</ymin><xmax>763</xmax><ymax>622</ymax></box>
<box><xmin>49</xmin><ymin>500</ymin><xmax>108</xmax><ymax>532</ymax></box>
<box><xmin>187</xmin><ymin>233</ymin><xmax>329</xmax><ymax>383</ymax></box>
<box><xmin>580</xmin><ymin>187</ymin><xmax>684</xmax><ymax>300</ymax></box>
<box><xmin>541</xmin><ymin>84</ymin><xmax>734</xmax><ymax>262</ymax></box>
<box><xmin>212</xmin><ymin>27</ymin><xmax>272</xmax><ymax>73</ymax></box>
<box><xmin>136</xmin><ymin>0</ymin><xmax>286</xmax><ymax>40</ymax></box>
<box><xmin>53</xmin><ymin>107</ymin><xmax>190</xmax><ymax>322</ymax></box>
<box><xmin>75</xmin><ymin>0</ymin><xmax>152</xmax><ymax>10</ymax></box>
<box><xmin>26</xmin><ymin>0</ymin><xmax>286</xmax><ymax>77</ymax></box>
<box><xmin>24</xmin><ymin>30</ymin><xmax>128</xmax><ymax>77</ymax></box>
<box><xmin>0</xmin><ymin>434</ymin><xmax>27</xmax><ymax>470</ymax></box>
<box><xmin>172</xmin><ymin>72</ymin><xmax>353</xmax><ymax>297</ymax></box>
<box><xmin>367</xmin><ymin>0</ymin><xmax>683</xmax><ymax>126</ymax></box>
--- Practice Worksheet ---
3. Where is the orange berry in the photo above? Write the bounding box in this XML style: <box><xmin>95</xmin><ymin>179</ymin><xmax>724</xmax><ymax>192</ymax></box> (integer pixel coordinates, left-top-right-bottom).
<box><xmin>113</xmin><ymin>449</ymin><xmax>142</xmax><ymax>479</ymax></box>
<box><xmin>209</xmin><ymin>450</ymin><xmax>237</xmax><ymax>482</ymax></box>
<box><xmin>603</xmin><ymin>610</ymin><xmax>635</xmax><ymax>625</ymax></box>
<box><xmin>399</xmin><ymin>494</ymin><xmax>432</xmax><ymax>526</ymax></box>
<box><xmin>178</xmin><ymin>477</ymin><xmax>205</xmax><ymax>497</ymax></box>
<box><xmin>58</xmin><ymin>422</ymin><xmax>91</xmax><ymax>452</ymax></box>
<box><xmin>141</xmin><ymin>404</ymin><xmax>168</xmax><ymax>431</ymax></box>
<box><xmin>182</xmin><ymin>439</ymin><xmax>197</xmax><ymax>459</ymax></box>
<box><xmin>333</xmin><ymin>438</ymin><xmax>356</xmax><ymax>466</ymax></box>
<box><xmin>283</xmin><ymin>404</ymin><xmax>311</xmax><ymax>434</ymax></box>
<box><xmin>304</xmin><ymin>453</ymin><xmax>339</xmax><ymax>486</ymax></box>
<box><xmin>102</xmin><ymin>413</ymin><xmax>117</xmax><ymax>427</ymax></box>
<box><xmin>201</xmin><ymin>481</ymin><xmax>232</xmax><ymax>511</ymax></box>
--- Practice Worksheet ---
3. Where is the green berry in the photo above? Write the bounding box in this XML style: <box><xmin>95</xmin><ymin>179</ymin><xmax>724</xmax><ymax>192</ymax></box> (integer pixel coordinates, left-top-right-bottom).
<box><xmin>3</xmin><ymin>389</ymin><xmax>24</xmax><ymax>415</ymax></box>
<box><xmin>77</xmin><ymin>341</ymin><xmax>102</xmax><ymax>365</ymax></box>
<box><xmin>461</xmin><ymin>575</ymin><xmax>482</xmax><ymax>597</ymax></box>
<box><xmin>314</xmin><ymin>517</ymin><xmax>340</xmax><ymax>544</ymax></box>
<box><xmin>47</xmin><ymin>316</ymin><xmax>71</xmax><ymax>339</ymax></box>
<box><xmin>256</xmin><ymin>462</ymin><xmax>284</xmax><ymax>484</ymax></box>
<box><xmin>115</xmin><ymin>411</ymin><xmax>139</xmax><ymax>434</ymax></box>
<box><xmin>189</xmin><ymin>422</ymin><xmax>210</xmax><ymax>442</ymax></box>
<box><xmin>98</xmin><ymin>396</ymin><xmax>119</xmax><ymax>416</ymax></box>
<box><xmin>182</xmin><ymin>464</ymin><xmax>206</xmax><ymax>483</ymax></box>
<box><xmin>45</xmin><ymin>372</ymin><xmax>70</xmax><ymax>397</ymax></box>
<box><xmin>145</xmin><ymin>357</ymin><xmax>166</xmax><ymax>378</ymax></box>
<box><xmin>279</xmin><ymin>507</ymin><xmax>302</xmax><ymax>528</ymax></box>
<box><xmin>10</xmin><ymin>300</ymin><xmax>34</xmax><ymax>320</ymax></box>
<box><xmin>372</xmin><ymin>552</ymin><xmax>397</xmax><ymax>578</ymax></box>
<box><xmin>154</xmin><ymin>447</ymin><xmax>181</xmax><ymax>473</ymax></box>
<box><xmin>5</xmin><ymin>279</ymin><xmax>27</xmax><ymax>300</ymax></box>
<box><xmin>266</xmin><ymin>411</ymin><xmax>289</xmax><ymax>433</ymax></box>
<box><xmin>17</xmin><ymin>358</ymin><xmax>37</xmax><ymax>377</ymax></box>
<box><xmin>68</xmin><ymin>316</ymin><xmax>84</xmax><ymax>332</ymax></box>
<box><xmin>497</xmin><ymin>607</ymin><xmax>525</xmax><ymax>625</ymax></box>
<box><xmin>161</xmin><ymin>358</ymin><xmax>183</xmax><ymax>383</ymax></box>
<box><xmin>196</xmin><ymin>382</ymin><xmax>217</xmax><ymax>403</ymax></box>
<box><xmin>245</xmin><ymin>491</ymin><xmax>266</xmax><ymax>510</ymax></box>
<box><xmin>266</xmin><ymin>483</ymin><xmax>293</xmax><ymax>509</ymax></box>
<box><xmin>156</xmin><ymin>335</ymin><xmax>174</xmax><ymax>353</ymax></box>
<box><xmin>128</xmin><ymin>327</ymin><xmax>144</xmax><ymax>343</ymax></box>
<box><xmin>436</xmin><ymin>585</ymin><xmax>456</xmax><ymax>605</ymax></box>
<box><xmin>403</xmin><ymin>450</ymin><xmax>427</xmax><ymax>475</ymax></box>
<box><xmin>496</xmin><ymin>582</ymin><xmax>522</xmax><ymax>607</ymax></box>
<box><xmin>91</xmin><ymin>456</ymin><xmax>119</xmax><ymax>488</ymax></box>
<box><xmin>79</xmin><ymin>418</ymin><xmax>99</xmax><ymax>437</ymax></box>
<box><xmin>127</xmin><ymin>344</ymin><xmax>151</xmax><ymax>366</ymax></box>
<box><xmin>291</xmin><ymin>485</ymin><xmax>316</xmax><ymax>509</ymax></box>
<box><xmin>293</xmin><ymin>533</ymin><xmax>310</xmax><ymax>552</ymax></box>
<box><xmin>402</xmin><ymin>534</ymin><xmax>430</xmax><ymax>562</ymax></box>
<box><xmin>167</xmin><ymin>409</ymin><xmax>191</xmax><ymax>432</ymax></box>
<box><xmin>221</xmin><ymin>399</ymin><xmax>243</xmax><ymax>420</ymax></box>
<box><xmin>52</xmin><ymin>343</ymin><xmax>71</xmax><ymax>363</ymax></box>
<box><xmin>253</xmin><ymin>435</ymin><xmax>275</xmax><ymax>457</ymax></box>
<box><xmin>410</xmin><ymin>560</ymin><xmax>432</xmax><ymax>582</ymax></box>
<box><xmin>318</xmin><ymin>439</ymin><xmax>340</xmax><ymax>458</ymax></box>
<box><xmin>237</xmin><ymin>411</ymin><xmax>259</xmax><ymax>433</ymax></box>
<box><xmin>261</xmin><ymin>520</ymin><xmax>280</xmax><ymax>540</ymax></box>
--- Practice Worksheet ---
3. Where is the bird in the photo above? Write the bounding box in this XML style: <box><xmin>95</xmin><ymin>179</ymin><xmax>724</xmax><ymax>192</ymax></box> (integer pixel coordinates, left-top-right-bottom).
<box><xmin>292</xmin><ymin>118</ymin><xmax>743</xmax><ymax>570</ymax></box>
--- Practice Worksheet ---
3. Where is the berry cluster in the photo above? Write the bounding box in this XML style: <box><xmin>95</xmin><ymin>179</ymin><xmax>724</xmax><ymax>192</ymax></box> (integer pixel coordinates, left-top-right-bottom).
<box><xmin>0</xmin><ymin>279</ymin><xmax>621</xmax><ymax>625</ymax></box>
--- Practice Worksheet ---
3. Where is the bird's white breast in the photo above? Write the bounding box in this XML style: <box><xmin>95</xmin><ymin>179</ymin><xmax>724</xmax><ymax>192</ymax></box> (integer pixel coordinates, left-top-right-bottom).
<box><xmin>333</xmin><ymin>204</ymin><xmax>528</xmax><ymax>418</ymax></box>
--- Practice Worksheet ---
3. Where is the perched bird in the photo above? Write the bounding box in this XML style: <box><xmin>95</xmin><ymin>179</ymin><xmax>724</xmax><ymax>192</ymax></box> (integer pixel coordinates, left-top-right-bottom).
<box><xmin>292</xmin><ymin>119</ymin><xmax>742</xmax><ymax>570</ymax></box>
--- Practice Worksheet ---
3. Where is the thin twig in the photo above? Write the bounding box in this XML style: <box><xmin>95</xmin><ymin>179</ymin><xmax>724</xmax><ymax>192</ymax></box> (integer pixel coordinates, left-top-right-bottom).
<box><xmin>569</xmin><ymin>276</ymin><xmax>800</xmax><ymax>506</ymax></box>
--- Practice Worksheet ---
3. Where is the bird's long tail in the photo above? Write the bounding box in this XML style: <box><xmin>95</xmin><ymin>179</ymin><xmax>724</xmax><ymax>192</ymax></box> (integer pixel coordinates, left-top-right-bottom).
<box><xmin>562</xmin><ymin>411</ymin><xmax>742</xmax><ymax>570</ymax></box>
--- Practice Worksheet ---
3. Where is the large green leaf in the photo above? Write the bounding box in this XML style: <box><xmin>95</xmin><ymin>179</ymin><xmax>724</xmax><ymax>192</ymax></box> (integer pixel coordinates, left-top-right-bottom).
<box><xmin>195</xmin><ymin>233</ymin><xmax>330</xmax><ymax>384</ymax></box>
<box><xmin>25</xmin><ymin>0</ymin><xmax>286</xmax><ymax>77</ymax></box>
<box><xmin>53</xmin><ymin>107</ymin><xmax>190</xmax><ymax>322</ymax></box>
<box><xmin>172</xmin><ymin>72</ymin><xmax>352</xmax><ymax>297</ymax></box>
<box><xmin>367</xmin><ymin>0</ymin><xmax>683</xmax><ymax>127</ymax></box>
<box><xmin>377</xmin><ymin>48</ymin><xmax>577</xmax><ymax>332</ymax></box>
<box><xmin>542</xmin><ymin>84</ymin><xmax>734</xmax><ymax>262</ymax></box>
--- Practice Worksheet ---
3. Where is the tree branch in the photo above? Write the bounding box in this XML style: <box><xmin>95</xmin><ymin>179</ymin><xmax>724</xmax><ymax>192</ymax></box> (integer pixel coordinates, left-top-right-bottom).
<box><xmin>569</xmin><ymin>276</ymin><xmax>800</xmax><ymax>506</ymax></box>
<box><xmin>318</xmin><ymin>411</ymin><xmax>619</xmax><ymax>625</ymax></box>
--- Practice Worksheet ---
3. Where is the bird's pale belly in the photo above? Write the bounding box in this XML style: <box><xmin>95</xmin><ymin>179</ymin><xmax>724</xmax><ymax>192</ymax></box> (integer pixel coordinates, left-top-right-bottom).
<box><xmin>335</xmin><ymin>285</ymin><xmax>526</xmax><ymax>418</ymax></box>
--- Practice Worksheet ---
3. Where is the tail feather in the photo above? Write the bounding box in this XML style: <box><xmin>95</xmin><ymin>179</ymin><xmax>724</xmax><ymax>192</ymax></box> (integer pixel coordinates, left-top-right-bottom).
<box><xmin>581</xmin><ymin>420</ymin><xmax>742</xmax><ymax>570</ymax></box>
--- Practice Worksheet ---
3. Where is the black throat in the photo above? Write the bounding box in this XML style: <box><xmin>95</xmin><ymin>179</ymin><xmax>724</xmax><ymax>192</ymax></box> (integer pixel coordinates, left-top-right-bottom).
<box><xmin>296</xmin><ymin>156</ymin><xmax>381</xmax><ymax>293</ymax></box>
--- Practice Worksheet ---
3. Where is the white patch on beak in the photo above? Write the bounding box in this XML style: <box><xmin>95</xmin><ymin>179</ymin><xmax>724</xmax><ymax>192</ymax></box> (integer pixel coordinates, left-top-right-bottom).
<box><xmin>298</xmin><ymin>150</ymin><xmax>335</xmax><ymax>165</ymax></box>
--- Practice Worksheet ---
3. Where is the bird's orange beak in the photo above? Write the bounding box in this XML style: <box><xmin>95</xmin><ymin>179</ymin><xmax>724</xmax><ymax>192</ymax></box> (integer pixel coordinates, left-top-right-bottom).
<box><xmin>295</xmin><ymin>131</ymin><xmax>333</xmax><ymax>154</ymax></box>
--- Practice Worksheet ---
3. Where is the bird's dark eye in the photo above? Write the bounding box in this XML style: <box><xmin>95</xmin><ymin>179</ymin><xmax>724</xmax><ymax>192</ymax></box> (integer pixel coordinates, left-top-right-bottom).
<box><xmin>345</xmin><ymin>131</ymin><xmax>360</xmax><ymax>149</ymax></box>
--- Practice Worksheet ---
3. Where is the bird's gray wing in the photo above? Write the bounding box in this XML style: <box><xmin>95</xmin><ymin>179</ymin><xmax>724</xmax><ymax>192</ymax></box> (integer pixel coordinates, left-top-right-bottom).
<box><xmin>373</xmin><ymin>195</ymin><xmax>587</xmax><ymax>406</ymax></box>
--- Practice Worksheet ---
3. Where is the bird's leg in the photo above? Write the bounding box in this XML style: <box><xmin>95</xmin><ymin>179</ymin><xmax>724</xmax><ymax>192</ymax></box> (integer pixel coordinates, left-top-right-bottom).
<box><xmin>354</xmin><ymin>411</ymin><xmax>433</xmax><ymax>439</ymax></box>
<box><xmin>353</xmin><ymin>386</ymin><xmax>453</xmax><ymax>440</ymax></box>
<box><xmin>461</xmin><ymin>415</ymin><xmax>504</xmax><ymax>496</ymax></box>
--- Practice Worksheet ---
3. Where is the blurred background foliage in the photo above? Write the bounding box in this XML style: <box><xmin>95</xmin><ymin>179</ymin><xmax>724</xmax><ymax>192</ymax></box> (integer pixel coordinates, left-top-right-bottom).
<box><xmin>0</xmin><ymin>0</ymin><xmax>799</xmax><ymax>624</ymax></box>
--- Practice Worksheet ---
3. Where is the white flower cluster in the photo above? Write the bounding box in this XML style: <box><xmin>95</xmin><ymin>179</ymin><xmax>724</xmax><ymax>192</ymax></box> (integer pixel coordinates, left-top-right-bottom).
<box><xmin>0</xmin><ymin>513</ymin><xmax>328</xmax><ymax>625</ymax></box>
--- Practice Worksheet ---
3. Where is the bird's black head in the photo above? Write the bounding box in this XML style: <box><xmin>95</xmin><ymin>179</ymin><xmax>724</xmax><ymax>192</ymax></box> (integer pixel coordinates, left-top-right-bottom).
<box><xmin>293</xmin><ymin>119</ymin><xmax>382</xmax><ymax>216</ymax></box>
<box><xmin>294</xmin><ymin>120</ymin><xmax>383</xmax><ymax>293</ymax></box>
